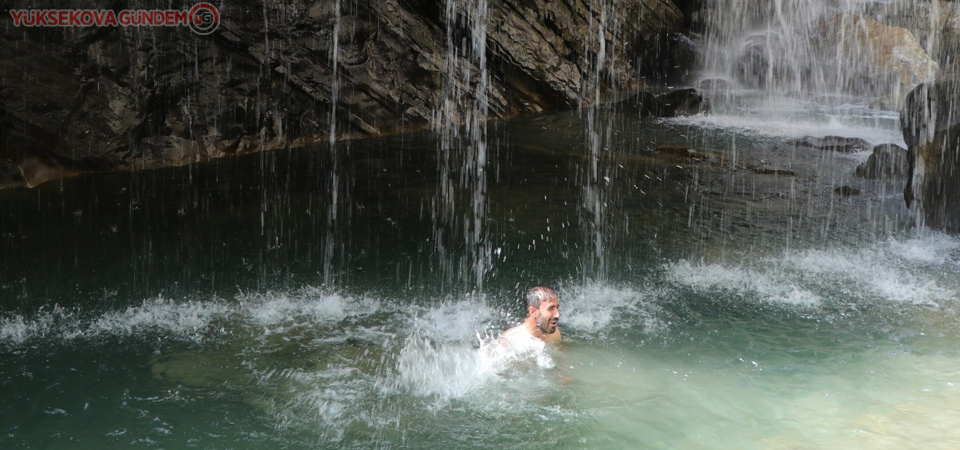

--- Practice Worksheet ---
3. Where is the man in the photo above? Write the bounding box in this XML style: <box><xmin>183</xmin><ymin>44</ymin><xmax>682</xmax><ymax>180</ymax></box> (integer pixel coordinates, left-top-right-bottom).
<box><xmin>500</xmin><ymin>286</ymin><xmax>562</xmax><ymax>347</ymax></box>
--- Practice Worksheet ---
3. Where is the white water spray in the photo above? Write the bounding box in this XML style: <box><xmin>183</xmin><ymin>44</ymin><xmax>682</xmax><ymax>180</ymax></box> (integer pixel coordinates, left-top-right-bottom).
<box><xmin>432</xmin><ymin>0</ymin><xmax>493</xmax><ymax>292</ymax></box>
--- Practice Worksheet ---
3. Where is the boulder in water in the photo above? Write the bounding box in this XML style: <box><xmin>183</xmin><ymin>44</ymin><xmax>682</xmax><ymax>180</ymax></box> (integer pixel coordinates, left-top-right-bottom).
<box><xmin>787</xmin><ymin>136</ymin><xmax>872</xmax><ymax>153</ymax></box>
<box><xmin>752</xmin><ymin>166</ymin><xmax>796</xmax><ymax>176</ymax></box>
<box><xmin>854</xmin><ymin>144</ymin><xmax>909</xmax><ymax>180</ymax></box>
<box><xmin>900</xmin><ymin>79</ymin><xmax>960</xmax><ymax>232</ymax></box>
<box><xmin>656</xmin><ymin>145</ymin><xmax>706</xmax><ymax>159</ymax></box>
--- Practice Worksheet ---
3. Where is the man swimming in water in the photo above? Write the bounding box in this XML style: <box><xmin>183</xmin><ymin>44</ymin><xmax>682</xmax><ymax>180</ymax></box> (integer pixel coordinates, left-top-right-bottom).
<box><xmin>500</xmin><ymin>286</ymin><xmax>561</xmax><ymax>347</ymax></box>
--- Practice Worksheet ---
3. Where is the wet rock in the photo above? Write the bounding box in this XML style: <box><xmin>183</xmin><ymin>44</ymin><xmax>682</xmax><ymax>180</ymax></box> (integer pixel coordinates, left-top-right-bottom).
<box><xmin>939</xmin><ymin>60</ymin><xmax>960</xmax><ymax>83</ymax></box>
<box><xmin>787</xmin><ymin>136</ymin><xmax>872</xmax><ymax>153</ymax></box>
<box><xmin>900</xmin><ymin>79</ymin><xmax>960</xmax><ymax>232</ymax></box>
<box><xmin>18</xmin><ymin>157</ymin><xmax>81</xmax><ymax>189</ymax></box>
<box><xmin>696</xmin><ymin>77</ymin><xmax>735</xmax><ymax>91</ymax></box>
<box><xmin>752</xmin><ymin>166</ymin><xmax>796</xmax><ymax>176</ymax></box>
<box><xmin>658</xmin><ymin>88</ymin><xmax>711</xmax><ymax>116</ymax></box>
<box><xmin>811</xmin><ymin>14</ymin><xmax>938</xmax><ymax>108</ymax></box>
<box><xmin>834</xmin><ymin>186</ymin><xmax>861</xmax><ymax>196</ymax></box>
<box><xmin>617</xmin><ymin>88</ymin><xmax>710</xmax><ymax>117</ymax></box>
<box><xmin>854</xmin><ymin>144</ymin><xmax>908</xmax><ymax>180</ymax></box>
<box><xmin>640</xmin><ymin>28</ymin><xmax>702</xmax><ymax>85</ymax></box>
<box><xmin>0</xmin><ymin>0</ymin><xmax>687</xmax><ymax>188</ymax></box>
<box><xmin>860</xmin><ymin>2</ymin><xmax>960</xmax><ymax>69</ymax></box>
<box><xmin>656</xmin><ymin>145</ymin><xmax>703</xmax><ymax>159</ymax></box>
<box><xmin>151</xmin><ymin>352</ymin><xmax>249</xmax><ymax>389</ymax></box>
<box><xmin>736</xmin><ymin>32</ymin><xmax>807</xmax><ymax>90</ymax></box>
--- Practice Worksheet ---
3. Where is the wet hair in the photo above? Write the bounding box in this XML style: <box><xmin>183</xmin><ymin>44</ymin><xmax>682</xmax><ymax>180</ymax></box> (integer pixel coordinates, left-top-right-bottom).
<box><xmin>525</xmin><ymin>286</ymin><xmax>558</xmax><ymax>309</ymax></box>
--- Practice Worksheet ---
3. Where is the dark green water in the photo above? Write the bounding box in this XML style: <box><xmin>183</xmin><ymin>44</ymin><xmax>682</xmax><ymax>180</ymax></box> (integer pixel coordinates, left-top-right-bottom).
<box><xmin>2</xmin><ymin>111</ymin><xmax>959</xmax><ymax>449</ymax></box>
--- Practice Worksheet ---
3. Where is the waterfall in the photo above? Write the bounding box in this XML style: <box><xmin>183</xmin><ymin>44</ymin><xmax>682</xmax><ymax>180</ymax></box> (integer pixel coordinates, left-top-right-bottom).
<box><xmin>323</xmin><ymin>0</ymin><xmax>351</xmax><ymax>287</ymax></box>
<box><xmin>580</xmin><ymin>1</ymin><xmax>618</xmax><ymax>281</ymax></box>
<box><xmin>697</xmin><ymin>0</ymin><xmax>939</xmax><ymax>112</ymax></box>
<box><xmin>432</xmin><ymin>0</ymin><xmax>492</xmax><ymax>293</ymax></box>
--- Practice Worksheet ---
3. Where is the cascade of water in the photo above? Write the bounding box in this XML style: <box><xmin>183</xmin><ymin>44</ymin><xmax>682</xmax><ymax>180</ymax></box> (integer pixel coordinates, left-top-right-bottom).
<box><xmin>432</xmin><ymin>0</ymin><xmax>492</xmax><ymax>293</ymax></box>
<box><xmin>322</xmin><ymin>0</ymin><xmax>351</xmax><ymax>287</ymax></box>
<box><xmin>580</xmin><ymin>1</ymin><xmax>618</xmax><ymax>281</ymax></box>
<box><xmin>698</xmin><ymin>0</ymin><xmax>832</xmax><ymax>96</ymax></box>
<box><xmin>697</xmin><ymin>0</ymin><xmax>936</xmax><ymax>111</ymax></box>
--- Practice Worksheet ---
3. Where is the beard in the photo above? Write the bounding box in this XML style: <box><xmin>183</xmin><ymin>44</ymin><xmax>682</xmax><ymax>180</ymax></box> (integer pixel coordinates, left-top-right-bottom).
<box><xmin>536</xmin><ymin>316</ymin><xmax>558</xmax><ymax>334</ymax></box>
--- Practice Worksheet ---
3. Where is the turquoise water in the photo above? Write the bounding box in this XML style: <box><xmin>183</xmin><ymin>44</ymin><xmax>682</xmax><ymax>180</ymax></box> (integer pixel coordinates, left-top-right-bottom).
<box><xmin>2</xmin><ymin>111</ymin><xmax>959</xmax><ymax>448</ymax></box>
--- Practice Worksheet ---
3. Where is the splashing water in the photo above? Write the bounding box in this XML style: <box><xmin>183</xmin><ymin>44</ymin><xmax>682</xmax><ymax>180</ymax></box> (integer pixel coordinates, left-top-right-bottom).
<box><xmin>692</xmin><ymin>0</ymin><xmax>938</xmax><ymax>146</ymax></box>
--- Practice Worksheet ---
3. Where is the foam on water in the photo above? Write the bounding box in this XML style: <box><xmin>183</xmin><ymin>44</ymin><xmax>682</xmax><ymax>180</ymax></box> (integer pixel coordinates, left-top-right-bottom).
<box><xmin>0</xmin><ymin>288</ymin><xmax>389</xmax><ymax>347</ymax></box>
<box><xmin>665</xmin><ymin>231</ymin><xmax>960</xmax><ymax>307</ymax></box>
<box><xmin>403</xmin><ymin>295</ymin><xmax>503</xmax><ymax>344</ymax></box>
<box><xmin>0</xmin><ymin>299</ymin><xmax>231</xmax><ymax>345</ymax></box>
<box><xmin>670</xmin><ymin>105</ymin><xmax>906</xmax><ymax>148</ymax></box>
<box><xmin>666</xmin><ymin>260</ymin><xmax>823</xmax><ymax>306</ymax></box>
<box><xmin>90</xmin><ymin>298</ymin><xmax>232</xmax><ymax>340</ymax></box>
<box><xmin>561</xmin><ymin>282</ymin><xmax>669</xmax><ymax>339</ymax></box>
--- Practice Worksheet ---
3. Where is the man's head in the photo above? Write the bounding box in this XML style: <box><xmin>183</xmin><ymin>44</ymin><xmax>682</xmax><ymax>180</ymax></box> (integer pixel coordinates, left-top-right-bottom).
<box><xmin>525</xmin><ymin>286</ymin><xmax>560</xmax><ymax>335</ymax></box>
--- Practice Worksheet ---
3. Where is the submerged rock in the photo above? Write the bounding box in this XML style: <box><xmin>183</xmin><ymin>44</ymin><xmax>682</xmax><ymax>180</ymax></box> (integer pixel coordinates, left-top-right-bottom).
<box><xmin>752</xmin><ymin>166</ymin><xmax>796</xmax><ymax>176</ymax></box>
<box><xmin>656</xmin><ymin>145</ymin><xmax>706</xmax><ymax>159</ymax></box>
<box><xmin>787</xmin><ymin>136</ymin><xmax>872</xmax><ymax>153</ymax></box>
<box><xmin>854</xmin><ymin>144</ymin><xmax>909</xmax><ymax>180</ymax></box>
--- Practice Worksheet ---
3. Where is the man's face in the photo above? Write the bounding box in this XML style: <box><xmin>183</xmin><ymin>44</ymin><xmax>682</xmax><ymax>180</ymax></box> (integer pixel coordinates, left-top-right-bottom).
<box><xmin>532</xmin><ymin>297</ymin><xmax>560</xmax><ymax>334</ymax></box>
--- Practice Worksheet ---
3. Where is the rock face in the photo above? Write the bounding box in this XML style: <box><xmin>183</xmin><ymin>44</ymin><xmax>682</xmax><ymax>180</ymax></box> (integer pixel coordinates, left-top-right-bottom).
<box><xmin>854</xmin><ymin>144</ymin><xmax>909</xmax><ymax>180</ymax></box>
<box><xmin>861</xmin><ymin>1</ymin><xmax>960</xmax><ymax>69</ymax></box>
<box><xmin>787</xmin><ymin>136</ymin><xmax>872</xmax><ymax>154</ymax></box>
<box><xmin>728</xmin><ymin>13</ymin><xmax>937</xmax><ymax>107</ymax></box>
<box><xmin>901</xmin><ymin>79</ymin><xmax>960</xmax><ymax>232</ymax></box>
<box><xmin>0</xmin><ymin>0</ymin><xmax>687</xmax><ymax>188</ymax></box>
<box><xmin>811</xmin><ymin>14</ymin><xmax>939</xmax><ymax>109</ymax></box>
<box><xmin>615</xmin><ymin>88</ymin><xmax>710</xmax><ymax>117</ymax></box>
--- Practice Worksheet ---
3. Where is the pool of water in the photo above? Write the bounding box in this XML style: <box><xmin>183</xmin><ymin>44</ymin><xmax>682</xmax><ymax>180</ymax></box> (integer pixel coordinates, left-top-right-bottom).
<box><xmin>2</xmin><ymin>109</ymin><xmax>959</xmax><ymax>449</ymax></box>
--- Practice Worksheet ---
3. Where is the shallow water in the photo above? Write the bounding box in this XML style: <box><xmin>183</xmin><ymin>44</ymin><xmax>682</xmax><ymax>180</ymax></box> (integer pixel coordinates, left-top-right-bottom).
<box><xmin>2</xmin><ymin>109</ymin><xmax>959</xmax><ymax>449</ymax></box>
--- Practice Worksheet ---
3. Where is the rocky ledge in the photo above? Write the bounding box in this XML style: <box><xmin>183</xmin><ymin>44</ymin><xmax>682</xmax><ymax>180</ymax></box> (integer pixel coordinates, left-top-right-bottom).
<box><xmin>0</xmin><ymin>0</ymin><xmax>694</xmax><ymax>188</ymax></box>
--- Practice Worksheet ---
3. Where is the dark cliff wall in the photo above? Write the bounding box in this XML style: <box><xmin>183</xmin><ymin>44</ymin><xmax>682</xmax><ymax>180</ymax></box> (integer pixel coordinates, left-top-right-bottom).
<box><xmin>901</xmin><ymin>80</ymin><xmax>960</xmax><ymax>233</ymax></box>
<box><xmin>0</xmin><ymin>0</ymin><xmax>687</xmax><ymax>188</ymax></box>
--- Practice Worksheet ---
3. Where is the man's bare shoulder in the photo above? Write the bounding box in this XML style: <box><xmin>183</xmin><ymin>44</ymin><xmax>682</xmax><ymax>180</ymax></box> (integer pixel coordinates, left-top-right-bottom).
<box><xmin>499</xmin><ymin>324</ymin><xmax>531</xmax><ymax>347</ymax></box>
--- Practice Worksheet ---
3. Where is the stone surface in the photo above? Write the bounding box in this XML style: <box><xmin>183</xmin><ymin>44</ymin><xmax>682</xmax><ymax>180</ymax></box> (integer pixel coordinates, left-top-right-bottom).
<box><xmin>615</xmin><ymin>88</ymin><xmax>710</xmax><ymax>117</ymax></box>
<box><xmin>0</xmin><ymin>0</ymin><xmax>687</xmax><ymax>188</ymax></box>
<box><xmin>834</xmin><ymin>186</ymin><xmax>861</xmax><ymax>197</ymax></box>
<box><xmin>811</xmin><ymin>14</ymin><xmax>939</xmax><ymax>109</ymax></box>
<box><xmin>752</xmin><ymin>166</ymin><xmax>796</xmax><ymax>176</ymax></box>
<box><xmin>854</xmin><ymin>144</ymin><xmax>909</xmax><ymax>180</ymax></box>
<box><xmin>900</xmin><ymin>79</ymin><xmax>960</xmax><ymax>232</ymax></box>
<box><xmin>861</xmin><ymin>1</ymin><xmax>960</xmax><ymax>68</ymax></box>
<box><xmin>736</xmin><ymin>32</ymin><xmax>797</xmax><ymax>90</ymax></box>
<box><xmin>787</xmin><ymin>136</ymin><xmax>873</xmax><ymax>154</ymax></box>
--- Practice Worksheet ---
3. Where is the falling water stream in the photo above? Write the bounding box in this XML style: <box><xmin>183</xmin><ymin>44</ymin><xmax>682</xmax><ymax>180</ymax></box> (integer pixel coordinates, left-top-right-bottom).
<box><xmin>2</xmin><ymin>1</ymin><xmax>960</xmax><ymax>449</ymax></box>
